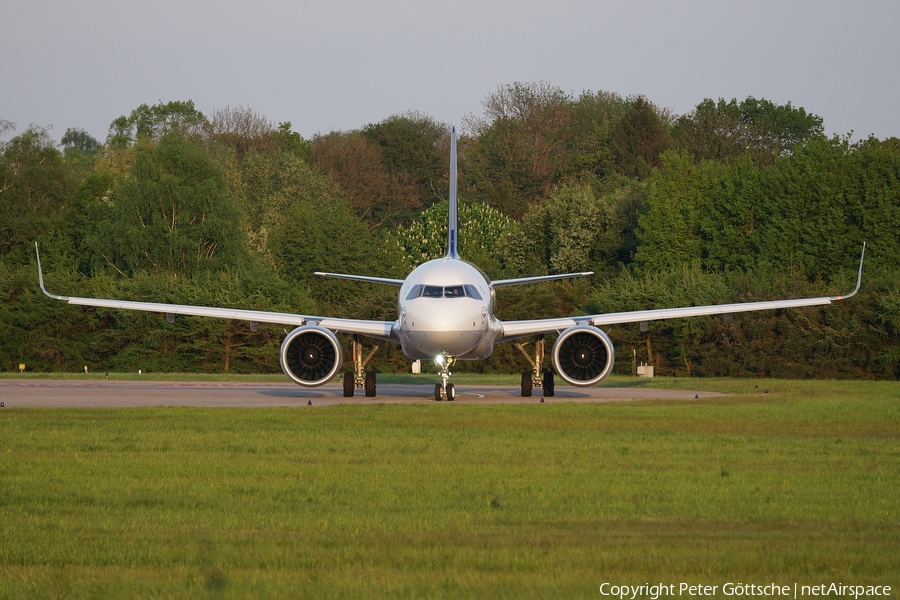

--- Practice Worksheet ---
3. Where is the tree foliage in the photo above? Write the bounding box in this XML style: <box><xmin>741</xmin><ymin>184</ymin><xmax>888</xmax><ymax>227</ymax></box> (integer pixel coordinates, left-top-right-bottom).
<box><xmin>463</xmin><ymin>82</ymin><xmax>573</xmax><ymax>217</ymax></box>
<box><xmin>107</xmin><ymin>100</ymin><xmax>207</xmax><ymax>147</ymax></box>
<box><xmin>611</xmin><ymin>95</ymin><xmax>673</xmax><ymax>179</ymax></box>
<box><xmin>0</xmin><ymin>126</ymin><xmax>74</xmax><ymax>258</ymax></box>
<box><xmin>387</xmin><ymin>200</ymin><xmax>513</xmax><ymax>277</ymax></box>
<box><xmin>95</xmin><ymin>133</ymin><xmax>247</xmax><ymax>276</ymax></box>
<box><xmin>673</xmin><ymin>97</ymin><xmax>824</xmax><ymax>165</ymax></box>
<box><xmin>1</xmin><ymin>91</ymin><xmax>898</xmax><ymax>379</ymax></box>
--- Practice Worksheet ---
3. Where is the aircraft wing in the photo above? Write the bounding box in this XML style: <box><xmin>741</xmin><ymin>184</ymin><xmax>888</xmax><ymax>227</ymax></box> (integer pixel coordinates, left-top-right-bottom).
<box><xmin>499</xmin><ymin>244</ymin><xmax>865</xmax><ymax>342</ymax></box>
<box><xmin>314</xmin><ymin>272</ymin><xmax>405</xmax><ymax>286</ymax></box>
<box><xmin>36</xmin><ymin>245</ymin><xmax>398</xmax><ymax>341</ymax></box>
<box><xmin>491</xmin><ymin>272</ymin><xmax>594</xmax><ymax>287</ymax></box>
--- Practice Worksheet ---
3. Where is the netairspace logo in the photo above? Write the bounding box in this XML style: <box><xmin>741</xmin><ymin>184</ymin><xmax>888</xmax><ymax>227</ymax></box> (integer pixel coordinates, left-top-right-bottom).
<box><xmin>599</xmin><ymin>583</ymin><xmax>893</xmax><ymax>599</ymax></box>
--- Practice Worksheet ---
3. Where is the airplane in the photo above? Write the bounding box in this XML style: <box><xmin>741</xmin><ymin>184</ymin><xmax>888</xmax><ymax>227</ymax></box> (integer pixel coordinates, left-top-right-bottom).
<box><xmin>36</xmin><ymin>127</ymin><xmax>866</xmax><ymax>401</ymax></box>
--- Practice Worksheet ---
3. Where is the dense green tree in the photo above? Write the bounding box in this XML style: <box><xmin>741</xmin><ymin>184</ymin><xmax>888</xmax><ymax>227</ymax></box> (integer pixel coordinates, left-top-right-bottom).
<box><xmin>566</xmin><ymin>90</ymin><xmax>629</xmax><ymax>179</ymax></box>
<box><xmin>2</xmin><ymin>87</ymin><xmax>899</xmax><ymax>379</ymax></box>
<box><xmin>222</xmin><ymin>142</ymin><xmax>342</xmax><ymax>259</ymax></box>
<box><xmin>673</xmin><ymin>97</ymin><xmax>824</xmax><ymax>165</ymax></box>
<box><xmin>0</xmin><ymin>126</ymin><xmax>74</xmax><ymax>259</ymax></box>
<box><xmin>845</xmin><ymin>136</ymin><xmax>900</xmax><ymax>269</ymax></box>
<box><xmin>269</xmin><ymin>197</ymin><xmax>403</xmax><ymax>317</ymax></box>
<box><xmin>363</xmin><ymin>112</ymin><xmax>449</xmax><ymax>209</ymax></box>
<box><xmin>715</xmin><ymin>135</ymin><xmax>855</xmax><ymax>280</ymax></box>
<box><xmin>463</xmin><ymin>82</ymin><xmax>573</xmax><ymax>217</ymax></box>
<box><xmin>611</xmin><ymin>95</ymin><xmax>673</xmax><ymax>179</ymax></box>
<box><xmin>387</xmin><ymin>200</ymin><xmax>514</xmax><ymax>277</ymax></box>
<box><xmin>509</xmin><ymin>181</ymin><xmax>635</xmax><ymax>278</ymax></box>
<box><xmin>309</xmin><ymin>131</ymin><xmax>420</xmax><ymax>229</ymax></box>
<box><xmin>107</xmin><ymin>100</ymin><xmax>207</xmax><ymax>148</ymax></box>
<box><xmin>95</xmin><ymin>132</ymin><xmax>247</xmax><ymax>276</ymax></box>
<box><xmin>634</xmin><ymin>151</ymin><xmax>725</xmax><ymax>272</ymax></box>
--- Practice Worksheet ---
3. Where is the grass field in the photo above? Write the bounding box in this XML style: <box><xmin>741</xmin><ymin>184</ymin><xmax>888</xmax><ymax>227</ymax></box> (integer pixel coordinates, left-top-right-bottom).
<box><xmin>0</xmin><ymin>378</ymin><xmax>898</xmax><ymax>598</ymax></box>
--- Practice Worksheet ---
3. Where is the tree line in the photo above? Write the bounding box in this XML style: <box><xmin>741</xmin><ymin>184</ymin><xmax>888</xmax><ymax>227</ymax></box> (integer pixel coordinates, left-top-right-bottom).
<box><xmin>1</xmin><ymin>83</ymin><xmax>898</xmax><ymax>379</ymax></box>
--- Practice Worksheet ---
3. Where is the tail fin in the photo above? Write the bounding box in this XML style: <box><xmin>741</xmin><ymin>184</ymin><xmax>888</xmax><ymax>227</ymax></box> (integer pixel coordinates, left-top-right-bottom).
<box><xmin>446</xmin><ymin>126</ymin><xmax>460</xmax><ymax>259</ymax></box>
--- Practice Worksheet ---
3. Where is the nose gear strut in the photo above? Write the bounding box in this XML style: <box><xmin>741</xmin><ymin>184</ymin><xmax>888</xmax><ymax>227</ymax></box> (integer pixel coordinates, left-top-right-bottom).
<box><xmin>434</xmin><ymin>354</ymin><xmax>456</xmax><ymax>401</ymax></box>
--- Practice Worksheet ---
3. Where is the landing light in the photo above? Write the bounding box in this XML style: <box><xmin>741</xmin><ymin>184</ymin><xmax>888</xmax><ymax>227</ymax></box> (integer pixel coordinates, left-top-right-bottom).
<box><xmin>435</xmin><ymin>355</ymin><xmax>444</xmax><ymax>364</ymax></box>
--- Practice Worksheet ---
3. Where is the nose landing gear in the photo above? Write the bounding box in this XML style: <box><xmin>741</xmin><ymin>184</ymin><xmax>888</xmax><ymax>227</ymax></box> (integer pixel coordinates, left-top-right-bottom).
<box><xmin>433</xmin><ymin>354</ymin><xmax>456</xmax><ymax>401</ymax></box>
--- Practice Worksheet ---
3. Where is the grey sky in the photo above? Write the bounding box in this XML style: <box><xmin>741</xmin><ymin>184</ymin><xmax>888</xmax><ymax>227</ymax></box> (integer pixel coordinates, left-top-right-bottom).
<box><xmin>3</xmin><ymin>0</ymin><xmax>898</xmax><ymax>144</ymax></box>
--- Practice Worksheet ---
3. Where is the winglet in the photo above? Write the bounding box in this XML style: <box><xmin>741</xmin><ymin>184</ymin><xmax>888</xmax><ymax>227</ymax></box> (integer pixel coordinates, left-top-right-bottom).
<box><xmin>35</xmin><ymin>242</ymin><xmax>70</xmax><ymax>301</ymax></box>
<box><xmin>446</xmin><ymin>126</ymin><xmax>460</xmax><ymax>259</ymax></box>
<box><xmin>830</xmin><ymin>242</ymin><xmax>866</xmax><ymax>301</ymax></box>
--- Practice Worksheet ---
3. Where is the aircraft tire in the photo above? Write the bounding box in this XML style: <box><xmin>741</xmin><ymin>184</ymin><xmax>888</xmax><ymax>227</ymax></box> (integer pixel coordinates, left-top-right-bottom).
<box><xmin>521</xmin><ymin>371</ymin><xmax>533</xmax><ymax>397</ymax></box>
<box><xmin>446</xmin><ymin>383</ymin><xmax>455</xmax><ymax>401</ymax></box>
<box><xmin>434</xmin><ymin>384</ymin><xmax>443</xmax><ymax>401</ymax></box>
<box><xmin>543</xmin><ymin>369</ymin><xmax>555</xmax><ymax>397</ymax></box>
<box><xmin>365</xmin><ymin>370</ymin><xmax>376</xmax><ymax>397</ymax></box>
<box><xmin>343</xmin><ymin>371</ymin><xmax>354</xmax><ymax>397</ymax></box>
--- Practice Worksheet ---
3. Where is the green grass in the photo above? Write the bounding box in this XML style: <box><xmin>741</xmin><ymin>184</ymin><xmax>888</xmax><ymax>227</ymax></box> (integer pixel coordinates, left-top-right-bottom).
<box><xmin>1</xmin><ymin>380</ymin><xmax>898</xmax><ymax>598</ymax></box>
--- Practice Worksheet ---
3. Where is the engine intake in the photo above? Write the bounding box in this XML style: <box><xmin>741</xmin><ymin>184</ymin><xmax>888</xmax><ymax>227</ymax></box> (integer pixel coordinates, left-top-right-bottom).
<box><xmin>551</xmin><ymin>325</ymin><xmax>615</xmax><ymax>386</ymax></box>
<box><xmin>280</xmin><ymin>325</ymin><xmax>342</xmax><ymax>387</ymax></box>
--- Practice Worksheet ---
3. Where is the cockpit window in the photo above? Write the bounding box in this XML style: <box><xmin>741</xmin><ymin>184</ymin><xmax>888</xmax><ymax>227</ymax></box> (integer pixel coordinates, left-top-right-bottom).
<box><xmin>464</xmin><ymin>285</ymin><xmax>483</xmax><ymax>300</ymax></box>
<box><xmin>406</xmin><ymin>284</ymin><xmax>424</xmax><ymax>300</ymax></box>
<box><xmin>406</xmin><ymin>284</ymin><xmax>484</xmax><ymax>300</ymax></box>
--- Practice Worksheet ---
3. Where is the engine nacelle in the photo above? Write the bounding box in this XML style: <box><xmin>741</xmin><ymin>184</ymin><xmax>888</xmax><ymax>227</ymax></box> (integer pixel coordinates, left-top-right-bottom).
<box><xmin>279</xmin><ymin>325</ymin><xmax>343</xmax><ymax>387</ymax></box>
<box><xmin>551</xmin><ymin>324</ymin><xmax>615</xmax><ymax>386</ymax></box>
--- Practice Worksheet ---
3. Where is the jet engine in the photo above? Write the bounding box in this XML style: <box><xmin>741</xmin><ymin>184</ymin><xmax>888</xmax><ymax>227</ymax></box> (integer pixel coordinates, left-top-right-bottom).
<box><xmin>550</xmin><ymin>325</ymin><xmax>615</xmax><ymax>386</ymax></box>
<box><xmin>279</xmin><ymin>325</ymin><xmax>343</xmax><ymax>387</ymax></box>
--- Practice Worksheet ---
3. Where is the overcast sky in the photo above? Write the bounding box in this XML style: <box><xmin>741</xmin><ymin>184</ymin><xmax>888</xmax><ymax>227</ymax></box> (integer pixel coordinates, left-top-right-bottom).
<box><xmin>3</xmin><ymin>0</ymin><xmax>898</xmax><ymax>144</ymax></box>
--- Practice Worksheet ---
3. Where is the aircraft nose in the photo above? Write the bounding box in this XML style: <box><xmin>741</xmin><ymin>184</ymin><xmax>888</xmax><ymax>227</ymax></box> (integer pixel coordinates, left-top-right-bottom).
<box><xmin>405</xmin><ymin>301</ymin><xmax>485</xmax><ymax>355</ymax></box>
<box><xmin>407</xmin><ymin>302</ymin><xmax>481</xmax><ymax>331</ymax></box>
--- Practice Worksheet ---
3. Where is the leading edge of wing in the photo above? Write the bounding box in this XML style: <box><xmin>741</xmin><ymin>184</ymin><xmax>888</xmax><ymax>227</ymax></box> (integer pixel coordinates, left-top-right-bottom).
<box><xmin>499</xmin><ymin>296</ymin><xmax>836</xmax><ymax>342</ymax></box>
<box><xmin>491</xmin><ymin>272</ymin><xmax>593</xmax><ymax>287</ymax></box>
<box><xmin>55</xmin><ymin>295</ymin><xmax>395</xmax><ymax>339</ymax></box>
<box><xmin>499</xmin><ymin>243</ymin><xmax>866</xmax><ymax>341</ymax></box>
<box><xmin>36</xmin><ymin>244</ymin><xmax>397</xmax><ymax>340</ymax></box>
<box><xmin>314</xmin><ymin>272</ymin><xmax>405</xmax><ymax>286</ymax></box>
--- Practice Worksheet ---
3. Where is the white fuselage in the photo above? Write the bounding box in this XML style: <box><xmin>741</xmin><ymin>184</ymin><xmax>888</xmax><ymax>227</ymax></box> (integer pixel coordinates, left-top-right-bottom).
<box><xmin>396</xmin><ymin>258</ymin><xmax>501</xmax><ymax>361</ymax></box>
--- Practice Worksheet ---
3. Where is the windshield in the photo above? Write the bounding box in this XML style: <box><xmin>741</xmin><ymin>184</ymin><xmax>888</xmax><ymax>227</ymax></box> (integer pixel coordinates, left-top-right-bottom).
<box><xmin>406</xmin><ymin>284</ymin><xmax>483</xmax><ymax>300</ymax></box>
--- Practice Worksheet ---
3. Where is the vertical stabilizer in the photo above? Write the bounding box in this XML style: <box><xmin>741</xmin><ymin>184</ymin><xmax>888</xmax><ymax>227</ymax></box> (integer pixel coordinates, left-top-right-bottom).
<box><xmin>446</xmin><ymin>126</ymin><xmax>460</xmax><ymax>259</ymax></box>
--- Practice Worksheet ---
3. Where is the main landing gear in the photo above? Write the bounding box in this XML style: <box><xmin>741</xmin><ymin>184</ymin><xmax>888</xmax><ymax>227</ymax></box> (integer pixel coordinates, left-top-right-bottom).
<box><xmin>342</xmin><ymin>335</ymin><xmax>384</xmax><ymax>397</ymax></box>
<box><xmin>515</xmin><ymin>335</ymin><xmax>555</xmax><ymax>398</ymax></box>
<box><xmin>433</xmin><ymin>354</ymin><xmax>456</xmax><ymax>401</ymax></box>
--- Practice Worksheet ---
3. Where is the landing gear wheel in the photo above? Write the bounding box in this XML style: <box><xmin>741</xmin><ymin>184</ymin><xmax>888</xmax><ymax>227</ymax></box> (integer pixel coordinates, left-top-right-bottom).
<box><xmin>434</xmin><ymin>384</ymin><xmax>443</xmax><ymax>401</ymax></box>
<box><xmin>543</xmin><ymin>369</ymin><xmax>555</xmax><ymax>397</ymax></box>
<box><xmin>365</xmin><ymin>370</ymin><xmax>376</xmax><ymax>397</ymax></box>
<box><xmin>446</xmin><ymin>383</ymin><xmax>456</xmax><ymax>401</ymax></box>
<box><xmin>521</xmin><ymin>371</ymin><xmax>533</xmax><ymax>397</ymax></box>
<box><xmin>343</xmin><ymin>371</ymin><xmax>354</xmax><ymax>397</ymax></box>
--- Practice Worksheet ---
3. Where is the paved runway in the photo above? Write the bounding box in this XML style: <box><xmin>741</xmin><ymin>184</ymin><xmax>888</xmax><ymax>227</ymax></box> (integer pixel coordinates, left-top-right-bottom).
<box><xmin>0</xmin><ymin>379</ymin><xmax>723</xmax><ymax>407</ymax></box>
